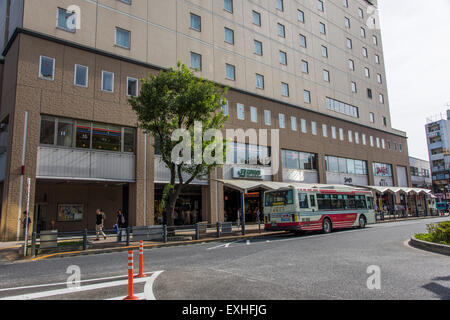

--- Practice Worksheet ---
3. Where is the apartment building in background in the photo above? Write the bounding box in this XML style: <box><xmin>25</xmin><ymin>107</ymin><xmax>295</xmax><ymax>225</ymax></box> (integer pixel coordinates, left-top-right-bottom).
<box><xmin>409</xmin><ymin>157</ymin><xmax>431</xmax><ymax>189</ymax></box>
<box><xmin>425</xmin><ymin>110</ymin><xmax>450</xmax><ymax>201</ymax></box>
<box><xmin>0</xmin><ymin>0</ymin><xmax>411</xmax><ymax>240</ymax></box>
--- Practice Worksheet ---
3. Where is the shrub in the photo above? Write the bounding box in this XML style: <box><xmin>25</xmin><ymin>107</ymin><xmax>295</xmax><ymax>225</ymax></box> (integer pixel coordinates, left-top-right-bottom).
<box><xmin>417</xmin><ymin>221</ymin><xmax>450</xmax><ymax>245</ymax></box>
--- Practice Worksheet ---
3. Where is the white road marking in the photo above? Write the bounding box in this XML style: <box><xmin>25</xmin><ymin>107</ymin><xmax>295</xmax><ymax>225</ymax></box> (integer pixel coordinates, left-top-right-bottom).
<box><xmin>246</xmin><ymin>240</ymin><xmax>251</xmax><ymax>245</ymax></box>
<box><xmin>106</xmin><ymin>270</ymin><xmax>164</xmax><ymax>300</ymax></box>
<box><xmin>0</xmin><ymin>272</ymin><xmax>164</xmax><ymax>300</ymax></box>
<box><xmin>207</xmin><ymin>240</ymin><xmax>239</xmax><ymax>250</ymax></box>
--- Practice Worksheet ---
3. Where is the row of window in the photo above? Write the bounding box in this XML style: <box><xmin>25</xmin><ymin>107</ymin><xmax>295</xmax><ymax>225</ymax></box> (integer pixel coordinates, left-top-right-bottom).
<box><xmin>410</xmin><ymin>167</ymin><xmax>430</xmax><ymax>178</ymax></box>
<box><xmin>281</xmin><ymin>150</ymin><xmax>317</xmax><ymax>170</ymax></box>
<box><xmin>222</xmin><ymin>102</ymin><xmax>403</xmax><ymax>152</ymax></box>
<box><xmin>38</xmin><ymin>56</ymin><xmax>139</xmax><ymax>96</ymax></box>
<box><xmin>317</xmin><ymin>194</ymin><xmax>373</xmax><ymax>210</ymax></box>
<box><xmin>39</xmin><ymin>116</ymin><xmax>136</xmax><ymax>153</ymax></box>
<box><xmin>325</xmin><ymin>156</ymin><xmax>369</xmax><ymax>175</ymax></box>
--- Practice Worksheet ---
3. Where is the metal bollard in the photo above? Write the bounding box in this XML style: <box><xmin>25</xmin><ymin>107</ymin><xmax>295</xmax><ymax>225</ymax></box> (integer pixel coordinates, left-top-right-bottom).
<box><xmin>216</xmin><ymin>222</ymin><xmax>221</xmax><ymax>238</ymax></box>
<box><xmin>83</xmin><ymin>229</ymin><xmax>88</xmax><ymax>251</ymax></box>
<box><xmin>195</xmin><ymin>223</ymin><xmax>199</xmax><ymax>240</ymax></box>
<box><xmin>126</xmin><ymin>227</ymin><xmax>131</xmax><ymax>246</ymax></box>
<box><xmin>163</xmin><ymin>225</ymin><xmax>168</xmax><ymax>243</ymax></box>
<box><xmin>241</xmin><ymin>220</ymin><xmax>245</xmax><ymax>235</ymax></box>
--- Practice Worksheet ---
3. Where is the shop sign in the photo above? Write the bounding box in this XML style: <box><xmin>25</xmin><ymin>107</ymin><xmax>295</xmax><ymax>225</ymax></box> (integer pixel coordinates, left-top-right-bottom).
<box><xmin>233</xmin><ymin>167</ymin><xmax>263</xmax><ymax>180</ymax></box>
<box><xmin>344</xmin><ymin>177</ymin><xmax>353</xmax><ymax>184</ymax></box>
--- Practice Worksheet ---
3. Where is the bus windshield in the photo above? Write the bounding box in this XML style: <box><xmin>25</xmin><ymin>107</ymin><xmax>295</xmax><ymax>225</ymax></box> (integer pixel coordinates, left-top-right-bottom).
<box><xmin>265</xmin><ymin>190</ymin><xmax>294</xmax><ymax>207</ymax></box>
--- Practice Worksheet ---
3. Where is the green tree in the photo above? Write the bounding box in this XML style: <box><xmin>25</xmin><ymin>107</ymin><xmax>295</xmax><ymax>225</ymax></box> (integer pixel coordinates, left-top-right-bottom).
<box><xmin>129</xmin><ymin>62</ymin><xmax>228</xmax><ymax>226</ymax></box>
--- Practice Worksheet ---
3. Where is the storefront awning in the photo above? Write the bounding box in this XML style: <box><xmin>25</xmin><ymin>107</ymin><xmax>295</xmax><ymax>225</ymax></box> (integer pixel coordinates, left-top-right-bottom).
<box><xmin>366</xmin><ymin>186</ymin><xmax>432</xmax><ymax>196</ymax></box>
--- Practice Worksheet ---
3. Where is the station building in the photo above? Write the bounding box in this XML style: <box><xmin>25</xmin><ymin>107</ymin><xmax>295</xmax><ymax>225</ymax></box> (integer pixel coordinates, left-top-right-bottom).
<box><xmin>0</xmin><ymin>0</ymin><xmax>411</xmax><ymax>240</ymax></box>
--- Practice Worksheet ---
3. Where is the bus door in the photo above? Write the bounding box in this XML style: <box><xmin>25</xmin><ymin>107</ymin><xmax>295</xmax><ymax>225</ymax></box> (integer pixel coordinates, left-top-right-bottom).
<box><xmin>309</xmin><ymin>194</ymin><xmax>318</xmax><ymax>213</ymax></box>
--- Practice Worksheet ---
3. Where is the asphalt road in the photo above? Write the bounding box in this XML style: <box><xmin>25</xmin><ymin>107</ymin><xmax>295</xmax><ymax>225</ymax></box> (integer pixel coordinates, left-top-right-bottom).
<box><xmin>0</xmin><ymin>217</ymin><xmax>449</xmax><ymax>300</ymax></box>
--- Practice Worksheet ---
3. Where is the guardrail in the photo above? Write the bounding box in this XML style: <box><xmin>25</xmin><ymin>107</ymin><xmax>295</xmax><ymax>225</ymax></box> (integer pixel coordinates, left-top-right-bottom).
<box><xmin>375</xmin><ymin>209</ymin><xmax>439</xmax><ymax>221</ymax></box>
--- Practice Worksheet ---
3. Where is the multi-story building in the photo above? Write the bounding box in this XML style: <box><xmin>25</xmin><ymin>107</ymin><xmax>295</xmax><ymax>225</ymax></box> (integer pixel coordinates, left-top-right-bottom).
<box><xmin>0</xmin><ymin>0</ymin><xmax>410</xmax><ymax>240</ymax></box>
<box><xmin>425</xmin><ymin>110</ymin><xmax>450</xmax><ymax>201</ymax></box>
<box><xmin>409</xmin><ymin>157</ymin><xmax>431</xmax><ymax>189</ymax></box>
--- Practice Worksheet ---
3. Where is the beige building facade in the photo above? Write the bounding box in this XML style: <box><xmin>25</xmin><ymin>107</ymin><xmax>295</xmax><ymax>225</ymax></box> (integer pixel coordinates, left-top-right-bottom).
<box><xmin>0</xmin><ymin>0</ymin><xmax>410</xmax><ymax>241</ymax></box>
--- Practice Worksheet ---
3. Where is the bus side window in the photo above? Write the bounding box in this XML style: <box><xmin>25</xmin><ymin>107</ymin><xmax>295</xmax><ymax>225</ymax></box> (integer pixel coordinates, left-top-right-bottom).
<box><xmin>299</xmin><ymin>193</ymin><xmax>309</xmax><ymax>208</ymax></box>
<box><xmin>310</xmin><ymin>195</ymin><xmax>316</xmax><ymax>208</ymax></box>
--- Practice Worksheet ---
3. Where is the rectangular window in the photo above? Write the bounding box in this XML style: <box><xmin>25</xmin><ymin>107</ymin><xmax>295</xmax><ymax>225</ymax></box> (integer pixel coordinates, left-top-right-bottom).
<box><xmin>298</xmin><ymin>10</ymin><xmax>305</xmax><ymax>22</ymax></box>
<box><xmin>281</xmin><ymin>82</ymin><xmax>289</xmax><ymax>97</ymax></box>
<box><xmin>127</xmin><ymin>77</ymin><xmax>138</xmax><ymax>97</ymax></box>
<box><xmin>224</xmin><ymin>0</ymin><xmax>233</xmax><ymax>13</ymax></box>
<box><xmin>74</xmin><ymin>64</ymin><xmax>88</xmax><ymax>87</ymax></box>
<box><xmin>279</xmin><ymin>114</ymin><xmax>285</xmax><ymax>129</ymax></box>
<box><xmin>190</xmin><ymin>13</ymin><xmax>201</xmax><ymax>31</ymax></box>
<box><xmin>291</xmin><ymin>116</ymin><xmax>297</xmax><ymax>131</ymax></box>
<box><xmin>344</xmin><ymin>17</ymin><xmax>350</xmax><ymax>28</ymax></box>
<box><xmin>277</xmin><ymin>23</ymin><xmax>286</xmax><ymax>38</ymax></box>
<box><xmin>362</xmin><ymin>134</ymin><xmax>366</xmax><ymax>145</ymax></box>
<box><xmin>347</xmin><ymin>38</ymin><xmax>352</xmax><ymax>49</ymax></box>
<box><xmin>254</xmin><ymin>40</ymin><xmax>263</xmax><ymax>55</ymax></box>
<box><xmin>264</xmin><ymin>110</ymin><xmax>271</xmax><ymax>125</ymax></box>
<box><xmin>250</xmin><ymin>106</ymin><xmax>257</xmax><ymax>123</ymax></box>
<box><xmin>40</xmin><ymin>116</ymin><xmax>56</xmax><ymax>145</ymax></box>
<box><xmin>301</xmin><ymin>119</ymin><xmax>307</xmax><ymax>133</ymax></box>
<box><xmin>276</xmin><ymin>0</ymin><xmax>284</xmax><ymax>11</ymax></box>
<box><xmin>256</xmin><ymin>74</ymin><xmax>264</xmax><ymax>89</ymax></box>
<box><xmin>377</xmin><ymin>74</ymin><xmax>382</xmax><ymax>84</ymax></box>
<box><xmin>376</xmin><ymin>137</ymin><xmax>380</xmax><ymax>148</ymax></box>
<box><xmin>321</xmin><ymin>45</ymin><xmax>328</xmax><ymax>58</ymax></box>
<box><xmin>101</xmin><ymin>71</ymin><xmax>114</xmax><ymax>92</ymax></box>
<box><xmin>323</xmin><ymin>70</ymin><xmax>330</xmax><ymax>82</ymax></box>
<box><xmin>311</xmin><ymin>121</ymin><xmax>317</xmax><ymax>135</ymax></box>
<box><xmin>237</xmin><ymin>103</ymin><xmax>245</xmax><ymax>120</ymax></box>
<box><xmin>319</xmin><ymin>22</ymin><xmax>326</xmax><ymax>34</ymax></box>
<box><xmin>375</xmin><ymin>54</ymin><xmax>380</xmax><ymax>64</ymax></box>
<box><xmin>299</xmin><ymin>34</ymin><xmax>307</xmax><ymax>48</ymax></box>
<box><xmin>253</xmin><ymin>11</ymin><xmax>261</xmax><ymax>26</ymax></box>
<box><xmin>304</xmin><ymin>90</ymin><xmax>311</xmax><ymax>104</ymax></box>
<box><xmin>339</xmin><ymin>128</ymin><xmax>344</xmax><ymax>141</ymax></box>
<box><xmin>317</xmin><ymin>0</ymin><xmax>324</xmax><ymax>11</ymax></box>
<box><xmin>280</xmin><ymin>51</ymin><xmax>287</xmax><ymax>65</ymax></box>
<box><xmin>365</xmin><ymin>67</ymin><xmax>370</xmax><ymax>78</ymax></box>
<box><xmin>370</xmin><ymin>136</ymin><xmax>374</xmax><ymax>147</ymax></box>
<box><xmin>373</xmin><ymin>35</ymin><xmax>378</xmax><ymax>45</ymax></box>
<box><xmin>226</xmin><ymin>64</ymin><xmax>236</xmax><ymax>80</ymax></box>
<box><xmin>355</xmin><ymin>132</ymin><xmax>360</xmax><ymax>144</ymax></box>
<box><xmin>39</xmin><ymin>56</ymin><xmax>55</xmax><ymax>81</ymax></box>
<box><xmin>57</xmin><ymin>8</ymin><xmax>76</xmax><ymax>32</ymax></box>
<box><xmin>190</xmin><ymin>52</ymin><xmax>202</xmax><ymax>70</ymax></box>
<box><xmin>331</xmin><ymin>126</ymin><xmax>337</xmax><ymax>139</ymax></box>
<box><xmin>124</xmin><ymin>127</ymin><xmax>136</xmax><ymax>153</ymax></box>
<box><xmin>76</xmin><ymin>121</ymin><xmax>91</xmax><ymax>149</ymax></box>
<box><xmin>349</xmin><ymin>59</ymin><xmax>355</xmax><ymax>70</ymax></box>
<box><xmin>363</xmin><ymin>47</ymin><xmax>368</xmax><ymax>57</ymax></box>
<box><xmin>369</xmin><ymin>112</ymin><xmax>375</xmax><ymax>123</ymax></box>
<box><xmin>379</xmin><ymin>94</ymin><xmax>385</xmax><ymax>104</ymax></box>
<box><xmin>348</xmin><ymin>130</ymin><xmax>353</xmax><ymax>143</ymax></box>
<box><xmin>301</xmin><ymin>60</ymin><xmax>309</xmax><ymax>74</ymax></box>
<box><xmin>322</xmin><ymin>124</ymin><xmax>328</xmax><ymax>137</ymax></box>
<box><xmin>360</xmin><ymin>27</ymin><xmax>366</xmax><ymax>38</ymax></box>
<box><xmin>92</xmin><ymin>123</ymin><xmax>122</xmax><ymax>152</ymax></box>
<box><xmin>351</xmin><ymin>81</ymin><xmax>357</xmax><ymax>93</ymax></box>
<box><xmin>222</xmin><ymin>100</ymin><xmax>229</xmax><ymax>116</ymax></box>
<box><xmin>224</xmin><ymin>27</ymin><xmax>234</xmax><ymax>44</ymax></box>
<box><xmin>57</xmin><ymin>118</ymin><xmax>74</xmax><ymax>147</ymax></box>
<box><xmin>115</xmin><ymin>27</ymin><xmax>131</xmax><ymax>49</ymax></box>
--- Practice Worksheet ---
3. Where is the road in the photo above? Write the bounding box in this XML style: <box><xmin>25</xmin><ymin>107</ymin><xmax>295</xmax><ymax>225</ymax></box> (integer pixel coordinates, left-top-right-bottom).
<box><xmin>0</xmin><ymin>217</ymin><xmax>449</xmax><ymax>300</ymax></box>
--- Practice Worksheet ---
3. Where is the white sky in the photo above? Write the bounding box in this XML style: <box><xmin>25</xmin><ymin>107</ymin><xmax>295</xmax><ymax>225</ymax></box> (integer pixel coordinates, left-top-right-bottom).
<box><xmin>378</xmin><ymin>0</ymin><xmax>450</xmax><ymax>160</ymax></box>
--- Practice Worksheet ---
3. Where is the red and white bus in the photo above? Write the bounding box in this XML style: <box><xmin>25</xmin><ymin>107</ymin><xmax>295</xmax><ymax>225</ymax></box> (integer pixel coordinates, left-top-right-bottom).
<box><xmin>264</xmin><ymin>186</ymin><xmax>375</xmax><ymax>233</ymax></box>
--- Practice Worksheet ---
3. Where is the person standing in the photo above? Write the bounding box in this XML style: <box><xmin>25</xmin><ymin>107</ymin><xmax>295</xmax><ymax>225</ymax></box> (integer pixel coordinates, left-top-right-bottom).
<box><xmin>116</xmin><ymin>209</ymin><xmax>126</xmax><ymax>228</ymax></box>
<box><xmin>21</xmin><ymin>211</ymin><xmax>31</xmax><ymax>240</ymax></box>
<box><xmin>95</xmin><ymin>209</ymin><xmax>107</xmax><ymax>241</ymax></box>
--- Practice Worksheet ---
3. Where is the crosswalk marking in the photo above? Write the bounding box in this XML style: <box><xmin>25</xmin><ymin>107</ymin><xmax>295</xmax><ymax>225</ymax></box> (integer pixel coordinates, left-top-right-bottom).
<box><xmin>0</xmin><ymin>271</ymin><xmax>164</xmax><ymax>300</ymax></box>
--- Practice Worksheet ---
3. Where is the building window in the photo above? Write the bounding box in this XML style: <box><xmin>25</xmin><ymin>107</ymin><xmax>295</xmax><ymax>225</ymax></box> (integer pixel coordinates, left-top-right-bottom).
<box><xmin>375</xmin><ymin>54</ymin><xmax>380</xmax><ymax>64</ymax></box>
<box><xmin>367</xmin><ymin>88</ymin><xmax>373</xmax><ymax>99</ymax></box>
<box><xmin>57</xmin><ymin>8</ymin><xmax>76</xmax><ymax>32</ymax></box>
<box><xmin>101</xmin><ymin>71</ymin><xmax>114</xmax><ymax>92</ymax></box>
<box><xmin>115</xmin><ymin>27</ymin><xmax>131</xmax><ymax>49</ymax></box>
<box><xmin>282</xmin><ymin>150</ymin><xmax>317</xmax><ymax>170</ymax></box>
<box><xmin>279</xmin><ymin>114</ymin><xmax>285</xmax><ymax>129</ymax></box>
<box><xmin>323</xmin><ymin>70</ymin><xmax>330</xmax><ymax>82</ymax></box>
<box><xmin>370</xmin><ymin>136</ymin><xmax>374</xmax><ymax>147</ymax></box>
<box><xmin>276</xmin><ymin>0</ymin><xmax>284</xmax><ymax>11</ymax></box>
<box><xmin>369</xmin><ymin>112</ymin><xmax>375</xmax><ymax>123</ymax></box>
<box><xmin>358</xmin><ymin>8</ymin><xmax>364</xmax><ymax>18</ymax></box>
<box><xmin>317</xmin><ymin>0</ymin><xmax>324</xmax><ymax>12</ymax></box>
<box><xmin>377</xmin><ymin>74</ymin><xmax>382</xmax><ymax>84</ymax></box>
<box><xmin>376</xmin><ymin>137</ymin><xmax>381</xmax><ymax>148</ymax></box>
<box><xmin>301</xmin><ymin>119</ymin><xmax>307</xmax><ymax>133</ymax></box>
<box><xmin>224</xmin><ymin>0</ymin><xmax>233</xmax><ymax>13</ymax></box>
<box><xmin>281</xmin><ymin>82</ymin><xmax>289</xmax><ymax>97</ymax></box>
<box><xmin>373</xmin><ymin>35</ymin><xmax>378</xmax><ymax>45</ymax></box>
<box><xmin>362</xmin><ymin>47</ymin><xmax>368</xmax><ymax>57</ymax></box>
<box><xmin>379</xmin><ymin>94</ymin><xmax>385</xmax><ymax>104</ymax></box>
<box><xmin>264</xmin><ymin>110</ymin><xmax>271</xmax><ymax>125</ymax></box>
<box><xmin>291</xmin><ymin>116</ymin><xmax>297</xmax><ymax>131</ymax></box>
<box><xmin>250</xmin><ymin>106</ymin><xmax>257</xmax><ymax>123</ymax></box>
<box><xmin>76</xmin><ymin>120</ymin><xmax>91</xmax><ymax>149</ymax></box>
<box><xmin>343</xmin><ymin>0</ymin><xmax>348</xmax><ymax>8</ymax></box>
<box><xmin>382</xmin><ymin>116</ymin><xmax>387</xmax><ymax>127</ymax></box>
<box><xmin>319</xmin><ymin>22</ymin><xmax>326</xmax><ymax>34</ymax></box>
<box><xmin>351</xmin><ymin>81</ymin><xmax>357</xmax><ymax>93</ymax></box>
<box><xmin>331</xmin><ymin>126</ymin><xmax>337</xmax><ymax>139</ymax></box>
<box><xmin>344</xmin><ymin>17</ymin><xmax>350</xmax><ymax>28</ymax></box>
<box><xmin>301</xmin><ymin>60</ymin><xmax>309</xmax><ymax>74</ymax></box>
<box><xmin>322</xmin><ymin>124</ymin><xmax>328</xmax><ymax>137</ymax></box>
<box><xmin>226</xmin><ymin>64</ymin><xmax>236</xmax><ymax>80</ymax></box>
<box><xmin>190</xmin><ymin>13</ymin><xmax>201</xmax><ymax>31</ymax></box>
<box><xmin>311</xmin><ymin>121</ymin><xmax>317</xmax><ymax>135</ymax></box>
<box><xmin>355</xmin><ymin>132</ymin><xmax>360</xmax><ymax>144</ymax></box>
<box><xmin>348</xmin><ymin>130</ymin><xmax>353</xmax><ymax>143</ymax></box>
<box><xmin>349</xmin><ymin>59</ymin><xmax>355</xmax><ymax>71</ymax></box>
<box><xmin>39</xmin><ymin>56</ymin><xmax>55</xmax><ymax>81</ymax></box>
<box><xmin>190</xmin><ymin>52</ymin><xmax>202</xmax><ymax>70</ymax></box>
<box><xmin>277</xmin><ymin>23</ymin><xmax>286</xmax><ymax>38</ymax></box>
<box><xmin>254</xmin><ymin>40</ymin><xmax>263</xmax><ymax>55</ymax></box>
<box><xmin>237</xmin><ymin>103</ymin><xmax>245</xmax><ymax>120</ymax></box>
<box><xmin>339</xmin><ymin>128</ymin><xmax>344</xmax><ymax>141</ymax></box>
<box><xmin>40</xmin><ymin>116</ymin><xmax>56</xmax><ymax>145</ymax></box>
<box><xmin>57</xmin><ymin>118</ymin><xmax>74</xmax><ymax>147</ymax></box>
<box><xmin>92</xmin><ymin>123</ymin><xmax>122</xmax><ymax>151</ymax></box>
<box><xmin>127</xmin><ymin>77</ymin><xmax>138</xmax><ymax>97</ymax></box>
<box><xmin>74</xmin><ymin>64</ymin><xmax>88</xmax><ymax>87</ymax></box>
<box><xmin>280</xmin><ymin>51</ymin><xmax>287</xmax><ymax>65</ymax></box>
<box><xmin>256</xmin><ymin>74</ymin><xmax>264</xmax><ymax>89</ymax></box>
<box><xmin>362</xmin><ymin>134</ymin><xmax>366</xmax><ymax>145</ymax></box>
<box><xmin>299</xmin><ymin>34</ymin><xmax>307</xmax><ymax>48</ymax></box>
<box><xmin>347</xmin><ymin>38</ymin><xmax>352</xmax><ymax>49</ymax></box>
<box><xmin>325</xmin><ymin>156</ymin><xmax>368</xmax><ymax>175</ymax></box>
<box><xmin>304</xmin><ymin>90</ymin><xmax>311</xmax><ymax>104</ymax></box>
<box><xmin>222</xmin><ymin>100</ymin><xmax>229</xmax><ymax>116</ymax></box>
<box><xmin>298</xmin><ymin>10</ymin><xmax>305</xmax><ymax>22</ymax></box>
<box><xmin>365</xmin><ymin>67</ymin><xmax>370</xmax><ymax>78</ymax></box>
<box><xmin>253</xmin><ymin>10</ymin><xmax>261</xmax><ymax>26</ymax></box>
<box><xmin>321</xmin><ymin>45</ymin><xmax>328</xmax><ymax>58</ymax></box>
<box><xmin>326</xmin><ymin>97</ymin><xmax>359</xmax><ymax>118</ymax></box>
<box><xmin>224</xmin><ymin>27</ymin><xmax>234</xmax><ymax>44</ymax></box>
<box><xmin>360</xmin><ymin>27</ymin><xmax>366</xmax><ymax>38</ymax></box>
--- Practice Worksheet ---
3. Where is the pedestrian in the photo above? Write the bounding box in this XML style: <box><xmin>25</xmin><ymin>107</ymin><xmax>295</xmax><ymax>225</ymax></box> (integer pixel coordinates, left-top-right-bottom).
<box><xmin>95</xmin><ymin>209</ymin><xmax>107</xmax><ymax>241</ymax></box>
<box><xmin>21</xmin><ymin>211</ymin><xmax>31</xmax><ymax>240</ymax></box>
<box><xmin>236</xmin><ymin>207</ymin><xmax>241</xmax><ymax>227</ymax></box>
<box><xmin>116</xmin><ymin>209</ymin><xmax>126</xmax><ymax>228</ymax></box>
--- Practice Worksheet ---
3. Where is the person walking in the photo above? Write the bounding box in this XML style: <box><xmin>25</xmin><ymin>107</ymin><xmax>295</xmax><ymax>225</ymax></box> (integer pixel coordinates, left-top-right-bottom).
<box><xmin>95</xmin><ymin>209</ymin><xmax>107</xmax><ymax>241</ymax></box>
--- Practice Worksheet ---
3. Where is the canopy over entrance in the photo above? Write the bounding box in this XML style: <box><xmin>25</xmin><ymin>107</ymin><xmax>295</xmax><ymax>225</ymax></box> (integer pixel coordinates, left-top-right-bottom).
<box><xmin>366</xmin><ymin>186</ymin><xmax>432</xmax><ymax>195</ymax></box>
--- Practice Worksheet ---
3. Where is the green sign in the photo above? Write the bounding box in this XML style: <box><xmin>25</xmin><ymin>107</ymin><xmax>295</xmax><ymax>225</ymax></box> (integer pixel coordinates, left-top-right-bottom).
<box><xmin>234</xmin><ymin>168</ymin><xmax>263</xmax><ymax>180</ymax></box>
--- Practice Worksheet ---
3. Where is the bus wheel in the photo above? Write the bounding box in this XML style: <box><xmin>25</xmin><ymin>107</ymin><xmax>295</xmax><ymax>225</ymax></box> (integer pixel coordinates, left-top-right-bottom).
<box><xmin>358</xmin><ymin>215</ymin><xmax>366</xmax><ymax>229</ymax></box>
<box><xmin>322</xmin><ymin>218</ymin><xmax>332</xmax><ymax>234</ymax></box>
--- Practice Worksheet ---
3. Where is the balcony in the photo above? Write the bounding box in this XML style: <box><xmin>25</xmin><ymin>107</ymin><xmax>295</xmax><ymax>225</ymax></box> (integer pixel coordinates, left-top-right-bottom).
<box><xmin>428</xmin><ymin>141</ymin><xmax>442</xmax><ymax>150</ymax></box>
<box><xmin>37</xmin><ymin>146</ymin><xmax>136</xmax><ymax>182</ymax></box>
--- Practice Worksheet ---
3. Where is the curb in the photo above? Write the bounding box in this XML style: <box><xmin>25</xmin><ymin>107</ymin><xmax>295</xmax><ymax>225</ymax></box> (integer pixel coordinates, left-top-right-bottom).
<box><xmin>409</xmin><ymin>236</ymin><xmax>450</xmax><ymax>257</ymax></box>
<box><xmin>31</xmin><ymin>231</ymin><xmax>287</xmax><ymax>261</ymax></box>
<box><xmin>375</xmin><ymin>216</ymin><xmax>445</xmax><ymax>224</ymax></box>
